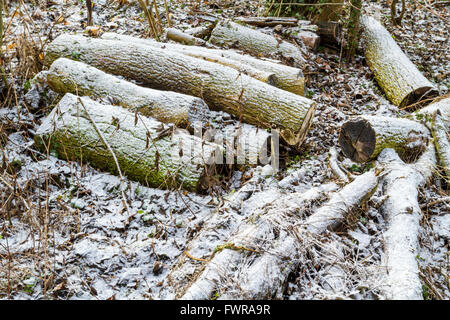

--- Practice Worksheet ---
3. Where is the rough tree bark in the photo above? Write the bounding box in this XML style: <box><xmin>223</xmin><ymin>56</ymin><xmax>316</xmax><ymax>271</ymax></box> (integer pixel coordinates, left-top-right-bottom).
<box><xmin>377</xmin><ymin>143</ymin><xmax>436</xmax><ymax>300</ymax></box>
<box><xmin>360</xmin><ymin>15</ymin><xmax>437</xmax><ymax>108</ymax></box>
<box><xmin>34</xmin><ymin>93</ymin><xmax>222</xmax><ymax>192</ymax></box>
<box><xmin>46</xmin><ymin>35</ymin><xmax>315</xmax><ymax>148</ymax></box>
<box><xmin>46</xmin><ymin>58</ymin><xmax>210</xmax><ymax>128</ymax></box>
<box><xmin>316</xmin><ymin>21</ymin><xmax>341</xmax><ymax>46</ymax></box>
<box><xmin>181</xmin><ymin>170</ymin><xmax>379</xmax><ymax>299</ymax></box>
<box><xmin>339</xmin><ymin>115</ymin><xmax>429</xmax><ymax>163</ymax></box>
<box><xmin>208</xmin><ymin>20</ymin><xmax>306</xmax><ymax>68</ymax></box>
<box><xmin>101</xmin><ymin>32</ymin><xmax>305</xmax><ymax>95</ymax></box>
<box><xmin>414</xmin><ymin>97</ymin><xmax>450</xmax><ymax>130</ymax></box>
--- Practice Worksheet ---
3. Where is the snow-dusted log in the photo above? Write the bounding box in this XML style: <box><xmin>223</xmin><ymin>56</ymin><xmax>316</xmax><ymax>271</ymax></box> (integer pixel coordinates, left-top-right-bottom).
<box><xmin>360</xmin><ymin>15</ymin><xmax>437</xmax><ymax>108</ymax></box>
<box><xmin>431</xmin><ymin>111</ymin><xmax>450</xmax><ymax>183</ymax></box>
<box><xmin>209</xmin><ymin>20</ymin><xmax>306</xmax><ymax>68</ymax></box>
<box><xmin>377</xmin><ymin>143</ymin><xmax>436</xmax><ymax>300</ymax></box>
<box><xmin>46</xmin><ymin>58</ymin><xmax>210</xmax><ymax>128</ymax></box>
<box><xmin>181</xmin><ymin>183</ymin><xmax>340</xmax><ymax>300</ymax></box>
<box><xmin>101</xmin><ymin>32</ymin><xmax>305</xmax><ymax>95</ymax></box>
<box><xmin>46</xmin><ymin>35</ymin><xmax>315</xmax><ymax>148</ymax></box>
<box><xmin>34</xmin><ymin>94</ymin><xmax>222</xmax><ymax>192</ymax></box>
<box><xmin>339</xmin><ymin>115</ymin><xmax>429</xmax><ymax>163</ymax></box>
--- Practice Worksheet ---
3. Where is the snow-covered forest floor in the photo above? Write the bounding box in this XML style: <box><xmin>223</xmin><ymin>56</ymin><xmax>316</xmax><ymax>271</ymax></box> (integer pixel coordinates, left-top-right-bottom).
<box><xmin>0</xmin><ymin>0</ymin><xmax>448</xmax><ymax>299</ymax></box>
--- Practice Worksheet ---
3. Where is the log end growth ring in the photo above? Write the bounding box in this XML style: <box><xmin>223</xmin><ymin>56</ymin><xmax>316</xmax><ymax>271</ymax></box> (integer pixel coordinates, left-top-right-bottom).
<box><xmin>338</xmin><ymin>117</ymin><xmax>376</xmax><ymax>163</ymax></box>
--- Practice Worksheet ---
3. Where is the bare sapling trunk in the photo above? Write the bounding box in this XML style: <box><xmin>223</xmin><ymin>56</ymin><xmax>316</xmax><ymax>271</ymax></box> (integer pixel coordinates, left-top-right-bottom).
<box><xmin>431</xmin><ymin>111</ymin><xmax>450</xmax><ymax>183</ymax></box>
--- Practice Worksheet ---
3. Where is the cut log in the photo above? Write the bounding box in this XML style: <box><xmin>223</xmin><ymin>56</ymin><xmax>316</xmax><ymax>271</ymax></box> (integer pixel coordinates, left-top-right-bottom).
<box><xmin>166</xmin><ymin>28</ymin><xmax>209</xmax><ymax>46</ymax></box>
<box><xmin>431</xmin><ymin>111</ymin><xmax>450</xmax><ymax>183</ymax></box>
<box><xmin>101</xmin><ymin>32</ymin><xmax>305</xmax><ymax>95</ymax></box>
<box><xmin>360</xmin><ymin>15</ymin><xmax>438</xmax><ymax>108</ymax></box>
<box><xmin>377</xmin><ymin>143</ymin><xmax>436</xmax><ymax>299</ymax></box>
<box><xmin>34</xmin><ymin>93</ymin><xmax>222</xmax><ymax>192</ymax></box>
<box><xmin>46</xmin><ymin>58</ymin><xmax>210</xmax><ymax>128</ymax></box>
<box><xmin>235</xmin><ymin>16</ymin><xmax>299</xmax><ymax>27</ymax></box>
<box><xmin>339</xmin><ymin>115</ymin><xmax>429</xmax><ymax>163</ymax></box>
<box><xmin>46</xmin><ymin>35</ymin><xmax>315</xmax><ymax>148</ymax></box>
<box><xmin>208</xmin><ymin>20</ymin><xmax>306</xmax><ymax>68</ymax></box>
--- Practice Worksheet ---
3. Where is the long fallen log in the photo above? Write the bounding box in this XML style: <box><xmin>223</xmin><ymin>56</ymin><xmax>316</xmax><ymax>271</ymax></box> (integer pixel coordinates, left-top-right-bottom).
<box><xmin>339</xmin><ymin>115</ymin><xmax>429</xmax><ymax>163</ymax></box>
<box><xmin>360</xmin><ymin>15</ymin><xmax>437</xmax><ymax>108</ymax></box>
<box><xmin>101</xmin><ymin>32</ymin><xmax>305</xmax><ymax>95</ymax></box>
<box><xmin>304</xmin><ymin>170</ymin><xmax>379</xmax><ymax>234</ymax></box>
<box><xmin>377</xmin><ymin>143</ymin><xmax>436</xmax><ymax>300</ymax></box>
<box><xmin>46</xmin><ymin>58</ymin><xmax>210</xmax><ymax>128</ymax></box>
<box><xmin>46</xmin><ymin>35</ymin><xmax>315</xmax><ymax>148</ymax></box>
<box><xmin>208</xmin><ymin>20</ymin><xmax>306</xmax><ymax>68</ymax></box>
<box><xmin>34</xmin><ymin>93</ymin><xmax>222</xmax><ymax>192</ymax></box>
